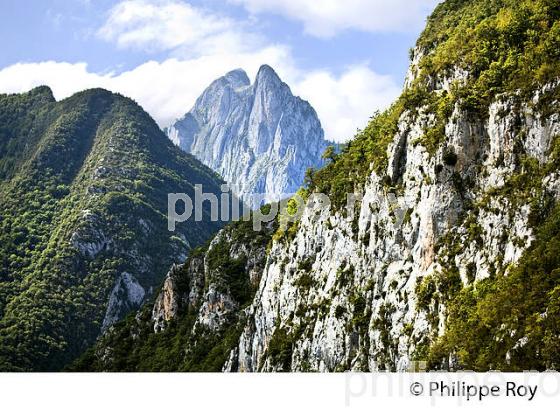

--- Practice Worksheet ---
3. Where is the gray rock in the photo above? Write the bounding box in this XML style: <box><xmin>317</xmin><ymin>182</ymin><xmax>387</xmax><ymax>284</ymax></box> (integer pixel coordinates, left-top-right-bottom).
<box><xmin>223</xmin><ymin>53</ymin><xmax>560</xmax><ymax>372</ymax></box>
<box><xmin>167</xmin><ymin>65</ymin><xmax>330</xmax><ymax>207</ymax></box>
<box><xmin>102</xmin><ymin>272</ymin><xmax>145</xmax><ymax>331</ymax></box>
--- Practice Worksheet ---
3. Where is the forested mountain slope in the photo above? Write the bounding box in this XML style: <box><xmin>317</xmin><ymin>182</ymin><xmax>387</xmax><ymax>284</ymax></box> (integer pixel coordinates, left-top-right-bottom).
<box><xmin>0</xmin><ymin>87</ymin><xmax>224</xmax><ymax>370</ymax></box>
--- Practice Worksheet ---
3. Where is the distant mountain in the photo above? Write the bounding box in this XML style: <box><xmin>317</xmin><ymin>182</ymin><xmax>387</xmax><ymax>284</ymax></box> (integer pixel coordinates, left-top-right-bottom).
<box><xmin>0</xmin><ymin>87</ymin><xmax>224</xmax><ymax>370</ymax></box>
<box><xmin>166</xmin><ymin>65</ymin><xmax>330</xmax><ymax>206</ymax></box>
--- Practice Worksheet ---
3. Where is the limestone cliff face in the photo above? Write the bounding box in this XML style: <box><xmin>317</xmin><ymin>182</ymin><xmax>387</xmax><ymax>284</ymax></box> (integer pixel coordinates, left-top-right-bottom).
<box><xmin>151</xmin><ymin>265</ymin><xmax>183</xmax><ymax>333</ymax></box>
<box><xmin>167</xmin><ymin>65</ymin><xmax>329</xmax><ymax>206</ymax></box>
<box><xmin>223</xmin><ymin>60</ymin><xmax>560</xmax><ymax>372</ymax></box>
<box><xmin>74</xmin><ymin>217</ymin><xmax>276</xmax><ymax>371</ymax></box>
<box><xmin>151</xmin><ymin>220</ymin><xmax>273</xmax><ymax>333</ymax></box>
<box><xmin>109</xmin><ymin>67</ymin><xmax>558</xmax><ymax>372</ymax></box>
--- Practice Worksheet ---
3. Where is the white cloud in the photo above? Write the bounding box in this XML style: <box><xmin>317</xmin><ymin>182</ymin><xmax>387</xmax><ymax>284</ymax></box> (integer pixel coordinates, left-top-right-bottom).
<box><xmin>98</xmin><ymin>0</ymin><xmax>255</xmax><ymax>54</ymax></box>
<box><xmin>98</xmin><ymin>0</ymin><xmax>219</xmax><ymax>50</ymax></box>
<box><xmin>0</xmin><ymin>62</ymin><xmax>111</xmax><ymax>97</ymax></box>
<box><xmin>0</xmin><ymin>0</ymin><xmax>404</xmax><ymax>142</ymax></box>
<box><xmin>230</xmin><ymin>0</ymin><xmax>440</xmax><ymax>37</ymax></box>
<box><xmin>294</xmin><ymin>66</ymin><xmax>400</xmax><ymax>140</ymax></box>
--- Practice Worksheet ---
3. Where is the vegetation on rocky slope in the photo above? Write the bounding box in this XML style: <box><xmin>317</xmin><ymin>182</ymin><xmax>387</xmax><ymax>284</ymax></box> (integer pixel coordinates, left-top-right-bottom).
<box><xmin>70</xmin><ymin>213</ymin><xmax>275</xmax><ymax>371</ymax></box>
<box><xmin>430</xmin><ymin>202</ymin><xmax>560</xmax><ymax>370</ymax></box>
<box><xmin>0</xmin><ymin>87</ymin><xmax>224</xmax><ymax>370</ymax></box>
<box><xmin>301</xmin><ymin>0</ymin><xmax>560</xmax><ymax>370</ymax></box>
<box><xmin>418</xmin><ymin>137</ymin><xmax>560</xmax><ymax>371</ymax></box>
<box><xmin>306</xmin><ymin>0</ymin><xmax>560</xmax><ymax>208</ymax></box>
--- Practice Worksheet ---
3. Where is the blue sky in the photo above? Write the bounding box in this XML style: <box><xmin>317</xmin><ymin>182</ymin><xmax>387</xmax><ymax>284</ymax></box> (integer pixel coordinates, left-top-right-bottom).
<box><xmin>0</xmin><ymin>0</ymin><xmax>440</xmax><ymax>142</ymax></box>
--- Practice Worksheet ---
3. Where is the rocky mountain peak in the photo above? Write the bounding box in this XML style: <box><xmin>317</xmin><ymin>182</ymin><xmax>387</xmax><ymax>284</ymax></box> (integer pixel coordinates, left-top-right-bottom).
<box><xmin>255</xmin><ymin>64</ymin><xmax>284</xmax><ymax>88</ymax></box>
<box><xmin>223</xmin><ymin>68</ymin><xmax>251</xmax><ymax>89</ymax></box>
<box><xmin>167</xmin><ymin>64</ymin><xmax>329</xmax><ymax>206</ymax></box>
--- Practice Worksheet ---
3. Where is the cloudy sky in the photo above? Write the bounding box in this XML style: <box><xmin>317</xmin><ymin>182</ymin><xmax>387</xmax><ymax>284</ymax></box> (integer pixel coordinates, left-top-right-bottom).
<box><xmin>0</xmin><ymin>0</ymin><xmax>440</xmax><ymax>142</ymax></box>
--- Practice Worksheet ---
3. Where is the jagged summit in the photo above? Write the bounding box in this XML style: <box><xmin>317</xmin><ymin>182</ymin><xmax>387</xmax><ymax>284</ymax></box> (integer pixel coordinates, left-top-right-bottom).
<box><xmin>223</xmin><ymin>68</ymin><xmax>251</xmax><ymax>88</ymax></box>
<box><xmin>255</xmin><ymin>64</ymin><xmax>283</xmax><ymax>86</ymax></box>
<box><xmin>167</xmin><ymin>64</ymin><xmax>329</xmax><ymax>206</ymax></box>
